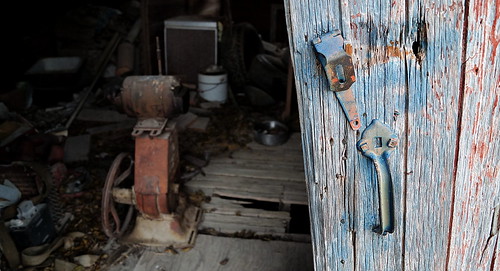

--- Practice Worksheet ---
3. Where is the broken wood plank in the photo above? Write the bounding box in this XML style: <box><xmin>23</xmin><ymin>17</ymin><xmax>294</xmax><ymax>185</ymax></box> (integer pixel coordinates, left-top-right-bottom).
<box><xmin>200</xmin><ymin>220</ymin><xmax>286</xmax><ymax>234</ymax></box>
<box><xmin>186</xmin><ymin>174</ymin><xmax>308</xmax><ymax>205</ymax></box>
<box><xmin>204</xmin><ymin>197</ymin><xmax>291</xmax><ymax>220</ymax></box>
<box><xmin>201</xmin><ymin>212</ymin><xmax>287</xmax><ymax>232</ymax></box>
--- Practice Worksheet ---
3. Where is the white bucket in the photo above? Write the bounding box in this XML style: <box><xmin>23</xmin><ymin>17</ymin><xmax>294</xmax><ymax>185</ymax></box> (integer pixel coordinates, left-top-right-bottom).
<box><xmin>198</xmin><ymin>71</ymin><xmax>228</xmax><ymax>103</ymax></box>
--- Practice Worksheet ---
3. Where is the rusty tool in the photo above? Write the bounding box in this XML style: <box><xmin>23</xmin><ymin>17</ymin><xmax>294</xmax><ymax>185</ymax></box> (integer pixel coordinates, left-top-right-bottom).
<box><xmin>313</xmin><ymin>30</ymin><xmax>361</xmax><ymax>130</ymax></box>
<box><xmin>357</xmin><ymin>119</ymin><xmax>398</xmax><ymax>235</ymax></box>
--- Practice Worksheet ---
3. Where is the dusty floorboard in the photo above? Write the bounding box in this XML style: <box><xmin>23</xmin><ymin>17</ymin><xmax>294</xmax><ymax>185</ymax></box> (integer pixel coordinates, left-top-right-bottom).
<box><xmin>185</xmin><ymin>133</ymin><xmax>308</xmax><ymax>234</ymax></box>
<box><xmin>106</xmin><ymin>234</ymin><xmax>314</xmax><ymax>271</ymax></box>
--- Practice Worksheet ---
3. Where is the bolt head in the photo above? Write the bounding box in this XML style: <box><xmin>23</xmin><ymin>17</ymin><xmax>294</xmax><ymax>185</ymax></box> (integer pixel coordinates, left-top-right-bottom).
<box><xmin>359</xmin><ymin>142</ymin><xmax>369</xmax><ymax>151</ymax></box>
<box><xmin>387</xmin><ymin>138</ymin><xmax>398</xmax><ymax>148</ymax></box>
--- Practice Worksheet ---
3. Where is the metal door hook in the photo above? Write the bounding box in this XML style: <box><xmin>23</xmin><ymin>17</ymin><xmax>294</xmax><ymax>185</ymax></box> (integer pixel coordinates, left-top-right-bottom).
<box><xmin>357</xmin><ymin>119</ymin><xmax>398</xmax><ymax>235</ymax></box>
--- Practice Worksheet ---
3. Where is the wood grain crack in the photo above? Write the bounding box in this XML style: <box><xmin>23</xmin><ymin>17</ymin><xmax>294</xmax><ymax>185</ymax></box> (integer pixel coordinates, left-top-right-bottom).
<box><xmin>480</xmin><ymin>206</ymin><xmax>500</xmax><ymax>263</ymax></box>
<box><xmin>445</xmin><ymin>0</ymin><xmax>470</xmax><ymax>269</ymax></box>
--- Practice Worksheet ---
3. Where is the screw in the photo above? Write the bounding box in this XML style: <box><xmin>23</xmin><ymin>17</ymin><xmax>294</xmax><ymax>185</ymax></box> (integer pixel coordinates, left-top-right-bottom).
<box><xmin>387</xmin><ymin>138</ymin><xmax>398</xmax><ymax>148</ymax></box>
<box><xmin>359</xmin><ymin>141</ymin><xmax>369</xmax><ymax>151</ymax></box>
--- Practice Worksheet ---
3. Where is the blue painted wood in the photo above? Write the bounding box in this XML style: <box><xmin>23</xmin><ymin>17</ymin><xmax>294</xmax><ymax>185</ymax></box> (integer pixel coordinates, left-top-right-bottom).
<box><xmin>448</xmin><ymin>0</ymin><xmax>500</xmax><ymax>269</ymax></box>
<box><xmin>283</xmin><ymin>0</ymin><xmax>497</xmax><ymax>270</ymax></box>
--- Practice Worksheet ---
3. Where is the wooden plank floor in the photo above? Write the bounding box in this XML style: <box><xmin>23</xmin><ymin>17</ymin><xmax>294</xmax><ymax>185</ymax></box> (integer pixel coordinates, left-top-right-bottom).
<box><xmin>129</xmin><ymin>234</ymin><xmax>314</xmax><ymax>271</ymax></box>
<box><xmin>185</xmin><ymin>133</ymin><xmax>308</xmax><ymax>234</ymax></box>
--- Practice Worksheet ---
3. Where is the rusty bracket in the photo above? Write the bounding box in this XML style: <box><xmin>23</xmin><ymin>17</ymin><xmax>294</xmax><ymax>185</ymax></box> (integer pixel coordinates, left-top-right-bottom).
<box><xmin>313</xmin><ymin>30</ymin><xmax>361</xmax><ymax>130</ymax></box>
<box><xmin>132</xmin><ymin>118</ymin><xmax>169</xmax><ymax>137</ymax></box>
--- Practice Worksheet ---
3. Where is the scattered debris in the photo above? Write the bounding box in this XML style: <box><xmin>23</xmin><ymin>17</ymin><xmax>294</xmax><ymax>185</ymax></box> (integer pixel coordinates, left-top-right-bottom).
<box><xmin>86</xmin><ymin>119</ymin><xmax>135</xmax><ymax>135</ymax></box>
<box><xmin>77</xmin><ymin>108</ymin><xmax>133</xmax><ymax>123</ymax></box>
<box><xmin>63</xmin><ymin>135</ymin><xmax>91</xmax><ymax>163</ymax></box>
<box><xmin>54</xmin><ymin>258</ymin><xmax>78</xmax><ymax>271</ymax></box>
<box><xmin>188</xmin><ymin>117</ymin><xmax>210</xmax><ymax>132</ymax></box>
<box><xmin>174</xmin><ymin>112</ymin><xmax>198</xmax><ymax>132</ymax></box>
<box><xmin>74</xmin><ymin>254</ymin><xmax>100</xmax><ymax>267</ymax></box>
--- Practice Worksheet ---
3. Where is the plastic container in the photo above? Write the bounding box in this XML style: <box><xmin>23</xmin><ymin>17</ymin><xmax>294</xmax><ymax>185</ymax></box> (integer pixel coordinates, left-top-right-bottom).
<box><xmin>24</xmin><ymin>57</ymin><xmax>84</xmax><ymax>106</ymax></box>
<box><xmin>198</xmin><ymin>67</ymin><xmax>228</xmax><ymax>103</ymax></box>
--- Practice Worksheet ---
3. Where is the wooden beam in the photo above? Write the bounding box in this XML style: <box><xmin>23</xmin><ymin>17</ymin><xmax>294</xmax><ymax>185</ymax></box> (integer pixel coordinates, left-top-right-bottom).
<box><xmin>284</xmin><ymin>0</ymin><xmax>474</xmax><ymax>270</ymax></box>
<box><xmin>447</xmin><ymin>0</ymin><xmax>500</xmax><ymax>269</ymax></box>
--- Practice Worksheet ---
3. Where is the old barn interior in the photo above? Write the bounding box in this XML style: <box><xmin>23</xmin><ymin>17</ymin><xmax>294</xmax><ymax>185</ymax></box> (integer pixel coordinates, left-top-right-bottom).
<box><xmin>1</xmin><ymin>0</ymin><xmax>499</xmax><ymax>270</ymax></box>
<box><xmin>0</xmin><ymin>0</ymin><xmax>314</xmax><ymax>270</ymax></box>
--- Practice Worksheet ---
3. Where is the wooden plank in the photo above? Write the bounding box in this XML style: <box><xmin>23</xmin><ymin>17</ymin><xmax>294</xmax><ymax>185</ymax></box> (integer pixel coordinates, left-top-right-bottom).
<box><xmin>284</xmin><ymin>0</ymin><xmax>466</xmax><ymax>270</ymax></box>
<box><xmin>133</xmin><ymin>234</ymin><xmax>314</xmax><ymax>271</ymax></box>
<box><xmin>229</xmin><ymin>150</ymin><xmax>305</xmax><ymax>163</ymax></box>
<box><xmin>209</xmin><ymin>157</ymin><xmax>304</xmax><ymax>170</ymax></box>
<box><xmin>284</xmin><ymin>2</ymin><xmax>354</xmax><ymax>269</ymax></box>
<box><xmin>402</xmin><ymin>2</ymin><xmax>466</xmax><ymax>270</ymax></box>
<box><xmin>186</xmin><ymin>175</ymin><xmax>308</xmax><ymax>205</ymax></box>
<box><xmin>202</xmin><ymin>164</ymin><xmax>304</xmax><ymax>182</ymax></box>
<box><xmin>447</xmin><ymin>0</ymin><xmax>500</xmax><ymax>269</ymax></box>
<box><xmin>201</xmin><ymin>216</ymin><xmax>287</xmax><ymax>234</ymax></box>
<box><xmin>204</xmin><ymin>197</ymin><xmax>291</xmax><ymax>220</ymax></box>
<box><xmin>342</xmin><ymin>1</ymin><xmax>408</xmax><ymax>269</ymax></box>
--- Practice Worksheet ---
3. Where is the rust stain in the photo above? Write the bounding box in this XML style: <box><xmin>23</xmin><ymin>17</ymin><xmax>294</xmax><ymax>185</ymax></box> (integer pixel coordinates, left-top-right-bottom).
<box><xmin>492</xmin><ymin>95</ymin><xmax>499</xmax><ymax>118</ymax></box>
<box><xmin>485</xmin><ymin>167</ymin><xmax>495</xmax><ymax>179</ymax></box>
<box><xmin>477</xmin><ymin>141</ymin><xmax>488</xmax><ymax>160</ymax></box>
<box><xmin>351</xmin><ymin>13</ymin><xmax>361</xmax><ymax>19</ymax></box>
<box><xmin>469</xmin><ymin>143</ymin><xmax>476</xmax><ymax>169</ymax></box>
<box><xmin>472</xmin><ymin>102</ymin><xmax>481</xmax><ymax>134</ymax></box>
<box><xmin>488</xmin><ymin>0</ymin><xmax>500</xmax><ymax>63</ymax></box>
<box><xmin>425</xmin><ymin>112</ymin><xmax>432</xmax><ymax>121</ymax></box>
<box><xmin>465</xmin><ymin>86</ymin><xmax>474</xmax><ymax>94</ymax></box>
<box><xmin>468</xmin><ymin>141</ymin><xmax>489</xmax><ymax>169</ymax></box>
<box><xmin>345</xmin><ymin>44</ymin><xmax>353</xmax><ymax>56</ymax></box>
<box><xmin>386</xmin><ymin>45</ymin><xmax>410</xmax><ymax>58</ymax></box>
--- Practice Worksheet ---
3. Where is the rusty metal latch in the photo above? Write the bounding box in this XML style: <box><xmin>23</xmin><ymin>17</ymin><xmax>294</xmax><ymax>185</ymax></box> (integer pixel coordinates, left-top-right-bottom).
<box><xmin>313</xmin><ymin>30</ymin><xmax>361</xmax><ymax>130</ymax></box>
<box><xmin>357</xmin><ymin>119</ymin><xmax>398</xmax><ymax>235</ymax></box>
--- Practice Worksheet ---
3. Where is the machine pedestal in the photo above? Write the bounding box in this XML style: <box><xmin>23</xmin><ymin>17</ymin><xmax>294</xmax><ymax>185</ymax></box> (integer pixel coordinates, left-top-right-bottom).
<box><xmin>123</xmin><ymin>206</ymin><xmax>201</xmax><ymax>248</ymax></box>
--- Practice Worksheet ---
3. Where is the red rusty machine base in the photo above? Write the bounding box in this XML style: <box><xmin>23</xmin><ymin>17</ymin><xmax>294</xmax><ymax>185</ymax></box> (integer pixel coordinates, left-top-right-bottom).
<box><xmin>124</xmin><ymin>206</ymin><xmax>201</xmax><ymax>247</ymax></box>
<box><xmin>102</xmin><ymin>127</ymin><xmax>202</xmax><ymax>248</ymax></box>
<box><xmin>101</xmin><ymin>76</ymin><xmax>201</xmax><ymax>248</ymax></box>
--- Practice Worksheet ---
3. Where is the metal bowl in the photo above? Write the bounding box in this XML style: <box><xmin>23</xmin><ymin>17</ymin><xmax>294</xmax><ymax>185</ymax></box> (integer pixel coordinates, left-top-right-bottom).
<box><xmin>253</xmin><ymin>120</ymin><xmax>290</xmax><ymax>146</ymax></box>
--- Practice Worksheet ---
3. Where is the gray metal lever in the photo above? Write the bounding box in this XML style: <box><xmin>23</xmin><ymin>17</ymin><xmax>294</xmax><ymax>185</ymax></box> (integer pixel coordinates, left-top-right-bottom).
<box><xmin>357</xmin><ymin>119</ymin><xmax>398</xmax><ymax>235</ymax></box>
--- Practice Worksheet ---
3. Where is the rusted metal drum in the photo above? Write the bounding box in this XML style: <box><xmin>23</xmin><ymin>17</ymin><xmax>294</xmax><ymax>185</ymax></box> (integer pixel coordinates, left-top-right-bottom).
<box><xmin>117</xmin><ymin>76</ymin><xmax>184</xmax><ymax>118</ymax></box>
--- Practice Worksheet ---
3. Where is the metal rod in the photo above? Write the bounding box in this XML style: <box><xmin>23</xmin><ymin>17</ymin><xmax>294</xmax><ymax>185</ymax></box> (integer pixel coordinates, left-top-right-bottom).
<box><xmin>156</xmin><ymin>36</ymin><xmax>163</xmax><ymax>75</ymax></box>
<box><xmin>64</xmin><ymin>33</ymin><xmax>121</xmax><ymax>130</ymax></box>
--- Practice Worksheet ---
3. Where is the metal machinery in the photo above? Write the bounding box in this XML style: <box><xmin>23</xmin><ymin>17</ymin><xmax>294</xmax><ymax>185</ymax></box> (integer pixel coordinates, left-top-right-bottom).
<box><xmin>101</xmin><ymin>76</ymin><xmax>201</xmax><ymax>247</ymax></box>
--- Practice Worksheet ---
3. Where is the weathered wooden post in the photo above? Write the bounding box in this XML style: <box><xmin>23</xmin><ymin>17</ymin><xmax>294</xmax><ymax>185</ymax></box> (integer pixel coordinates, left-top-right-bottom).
<box><xmin>284</xmin><ymin>0</ymin><xmax>499</xmax><ymax>270</ymax></box>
